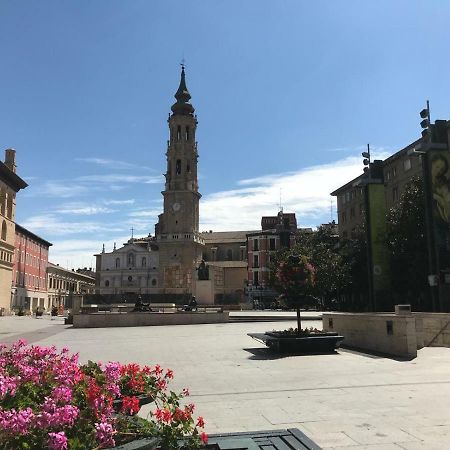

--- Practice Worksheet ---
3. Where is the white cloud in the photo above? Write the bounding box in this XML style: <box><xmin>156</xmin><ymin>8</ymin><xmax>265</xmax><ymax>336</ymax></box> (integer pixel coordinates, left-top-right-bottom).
<box><xmin>49</xmin><ymin>234</ymin><xmax>153</xmax><ymax>269</ymax></box>
<box><xmin>24</xmin><ymin>181</ymin><xmax>90</xmax><ymax>198</ymax></box>
<box><xmin>39</xmin><ymin>152</ymin><xmax>392</xmax><ymax>268</ymax></box>
<box><xmin>76</xmin><ymin>174</ymin><xmax>161</xmax><ymax>184</ymax></box>
<box><xmin>127</xmin><ymin>209</ymin><xmax>161</xmax><ymax>218</ymax></box>
<box><xmin>75</xmin><ymin>157</ymin><xmax>154</xmax><ymax>171</ymax></box>
<box><xmin>55</xmin><ymin>203</ymin><xmax>116</xmax><ymax>215</ymax></box>
<box><xmin>200</xmin><ymin>152</ymin><xmax>390</xmax><ymax>231</ymax></box>
<box><xmin>20</xmin><ymin>214</ymin><xmax>124</xmax><ymax>236</ymax></box>
<box><xmin>103</xmin><ymin>199</ymin><xmax>135</xmax><ymax>205</ymax></box>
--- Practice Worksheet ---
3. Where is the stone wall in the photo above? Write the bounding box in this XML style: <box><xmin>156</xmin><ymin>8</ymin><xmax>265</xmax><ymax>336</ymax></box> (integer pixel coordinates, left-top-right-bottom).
<box><xmin>323</xmin><ymin>312</ymin><xmax>417</xmax><ymax>358</ymax></box>
<box><xmin>73</xmin><ymin>311</ymin><xmax>229</xmax><ymax>328</ymax></box>
<box><xmin>415</xmin><ymin>313</ymin><xmax>450</xmax><ymax>347</ymax></box>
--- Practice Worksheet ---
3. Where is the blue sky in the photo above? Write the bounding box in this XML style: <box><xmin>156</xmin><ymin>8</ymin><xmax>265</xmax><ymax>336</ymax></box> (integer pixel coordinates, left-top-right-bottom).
<box><xmin>1</xmin><ymin>1</ymin><xmax>450</xmax><ymax>268</ymax></box>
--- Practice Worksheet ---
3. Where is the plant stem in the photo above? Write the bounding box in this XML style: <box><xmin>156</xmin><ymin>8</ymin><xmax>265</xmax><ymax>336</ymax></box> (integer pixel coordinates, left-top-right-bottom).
<box><xmin>296</xmin><ymin>307</ymin><xmax>301</xmax><ymax>335</ymax></box>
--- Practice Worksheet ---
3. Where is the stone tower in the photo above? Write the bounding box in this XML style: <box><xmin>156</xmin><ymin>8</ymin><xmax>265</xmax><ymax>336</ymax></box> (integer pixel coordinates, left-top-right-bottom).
<box><xmin>156</xmin><ymin>66</ymin><xmax>204</xmax><ymax>294</ymax></box>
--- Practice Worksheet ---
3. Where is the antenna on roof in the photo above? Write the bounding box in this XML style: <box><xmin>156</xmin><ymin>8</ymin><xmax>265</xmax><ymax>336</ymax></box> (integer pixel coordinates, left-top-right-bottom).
<box><xmin>330</xmin><ymin>199</ymin><xmax>333</xmax><ymax>221</ymax></box>
<box><xmin>279</xmin><ymin>188</ymin><xmax>283</xmax><ymax>213</ymax></box>
<box><xmin>130</xmin><ymin>227</ymin><xmax>134</xmax><ymax>239</ymax></box>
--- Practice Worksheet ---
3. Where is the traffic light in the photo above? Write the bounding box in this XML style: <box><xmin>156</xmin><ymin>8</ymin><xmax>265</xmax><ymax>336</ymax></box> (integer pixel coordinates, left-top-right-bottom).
<box><xmin>420</xmin><ymin>101</ymin><xmax>431</xmax><ymax>141</ymax></box>
<box><xmin>362</xmin><ymin>145</ymin><xmax>370</xmax><ymax>172</ymax></box>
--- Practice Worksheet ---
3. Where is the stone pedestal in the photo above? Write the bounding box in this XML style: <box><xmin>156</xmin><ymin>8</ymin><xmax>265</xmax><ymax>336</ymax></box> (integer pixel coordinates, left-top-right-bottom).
<box><xmin>195</xmin><ymin>280</ymin><xmax>214</xmax><ymax>304</ymax></box>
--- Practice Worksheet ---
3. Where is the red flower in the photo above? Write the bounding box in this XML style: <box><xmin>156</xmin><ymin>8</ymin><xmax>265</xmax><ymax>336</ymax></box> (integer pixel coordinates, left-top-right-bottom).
<box><xmin>161</xmin><ymin>409</ymin><xmax>172</xmax><ymax>423</ymax></box>
<box><xmin>187</xmin><ymin>403</ymin><xmax>195</xmax><ymax>413</ymax></box>
<box><xmin>154</xmin><ymin>408</ymin><xmax>163</xmax><ymax>421</ymax></box>
<box><xmin>196</xmin><ymin>416</ymin><xmax>205</xmax><ymax>428</ymax></box>
<box><xmin>157</xmin><ymin>379</ymin><xmax>167</xmax><ymax>391</ymax></box>
<box><xmin>122</xmin><ymin>396</ymin><xmax>140</xmax><ymax>415</ymax></box>
<box><xmin>165</xmin><ymin>369</ymin><xmax>174</xmax><ymax>379</ymax></box>
<box><xmin>201</xmin><ymin>432</ymin><xmax>208</xmax><ymax>444</ymax></box>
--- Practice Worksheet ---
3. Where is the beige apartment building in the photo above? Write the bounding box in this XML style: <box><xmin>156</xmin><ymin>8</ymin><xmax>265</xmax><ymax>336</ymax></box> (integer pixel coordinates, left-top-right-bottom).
<box><xmin>0</xmin><ymin>149</ymin><xmax>27</xmax><ymax>314</ymax></box>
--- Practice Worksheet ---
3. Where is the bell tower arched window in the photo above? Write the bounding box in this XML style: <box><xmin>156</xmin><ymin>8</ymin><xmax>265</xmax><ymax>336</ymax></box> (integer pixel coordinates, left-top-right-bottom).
<box><xmin>185</xmin><ymin>126</ymin><xmax>189</xmax><ymax>141</ymax></box>
<box><xmin>115</xmin><ymin>258</ymin><xmax>120</xmax><ymax>268</ymax></box>
<box><xmin>6</xmin><ymin>192</ymin><xmax>13</xmax><ymax>219</ymax></box>
<box><xmin>1</xmin><ymin>221</ymin><xmax>6</xmax><ymax>241</ymax></box>
<box><xmin>0</xmin><ymin>189</ymin><xmax>5</xmax><ymax>216</ymax></box>
<box><xmin>177</xmin><ymin>125</ymin><xmax>181</xmax><ymax>141</ymax></box>
<box><xmin>176</xmin><ymin>159</ymin><xmax>181</xmax><ymax>175</ymax></box>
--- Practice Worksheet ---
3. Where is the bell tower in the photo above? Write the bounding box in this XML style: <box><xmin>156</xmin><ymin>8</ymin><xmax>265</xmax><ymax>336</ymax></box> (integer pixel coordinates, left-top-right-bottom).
<box><xmin>156</xmin><ymin>66</ymin><xmax>204</xmax><ymax>294</ymax></box>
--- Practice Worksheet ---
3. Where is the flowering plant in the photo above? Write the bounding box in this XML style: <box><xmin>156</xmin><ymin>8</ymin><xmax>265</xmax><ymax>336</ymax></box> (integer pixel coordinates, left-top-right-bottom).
<box><xmin>268</xmin><ymin>327</ymin><xmax>325</xmax><ymax>337</ymax></box>
<box><xmin>0</xmin><ymin>340</ymin><xmax>207</xmax><ymax>449</ymax></box>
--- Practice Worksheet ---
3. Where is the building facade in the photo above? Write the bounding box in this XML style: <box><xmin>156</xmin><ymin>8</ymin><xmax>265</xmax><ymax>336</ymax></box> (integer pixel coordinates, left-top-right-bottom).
<box><xmin>331</xmin><ymin>140</ymin><xmax>423</xmax><ymax>239</ymax></box>
<box><xmin>95</xmin><ymin>237</ymin><xmax>159</xmax><ymax>296</ymax></box>
<box><xmin>247</xmin><ymin>211</ymin><xmax>297</xmax><ymax>290</ymax></box>
<box><xmin>0</xmin><ymin>149</ymin><xmax>27</xmax><ymax>314</ymax></box>
<box><xmin>47</xmin><ymin>263</ymin><xmax>95</xmax><ymax>309</ymax></box>
<box><xmin>12</xmin><ymin>224</ymin><xmax>52</xmax><ymax>312</ymax></box>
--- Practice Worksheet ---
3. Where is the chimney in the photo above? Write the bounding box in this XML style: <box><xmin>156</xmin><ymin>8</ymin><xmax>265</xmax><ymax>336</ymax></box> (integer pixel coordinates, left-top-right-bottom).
<box><xmin>5</xmin><ymin>149</ymin><xmax>16</xmax><ymax>173</ymax></box>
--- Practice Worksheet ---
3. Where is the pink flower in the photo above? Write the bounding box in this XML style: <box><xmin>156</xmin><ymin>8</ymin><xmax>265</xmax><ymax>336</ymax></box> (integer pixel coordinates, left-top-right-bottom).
<box><xmin>95</xmin><ymin>421</ymin><xmax>116</xmax><ymax>447</ymax></box>
<box><xmin>104</xmin><ymin>361</ymin><xmax>121</xmax><ymax>383</ymax></box>
<box><xmin>201</xmin><ymin>431</ymin><xmax>208</xmax><ymax>444</ymax></box>
<box><xmin>0</xmin><ymin>407</ymin><xmax>34</xmax><ymax>434</ymax></box>
<box><xmin>52</xmin><ymin>386</ymin><xmax>72</xmax><ymax>404</ymax></box>
<box><xmin>48</xmin><ymin>431</ymin><xmax>68</xmax><ymax>450</ymax></box>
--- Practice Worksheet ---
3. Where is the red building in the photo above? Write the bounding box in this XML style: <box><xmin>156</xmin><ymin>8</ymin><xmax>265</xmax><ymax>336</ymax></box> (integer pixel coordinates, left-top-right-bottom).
<box><xmin>247</xmin><ymin>211</ymin><xmax>297</xmax><ymax>290</ymax></box>
<box><xmin>12</xmin><ymin>224</ymin><xmax>52</xmax><ymax>312</ymax></box>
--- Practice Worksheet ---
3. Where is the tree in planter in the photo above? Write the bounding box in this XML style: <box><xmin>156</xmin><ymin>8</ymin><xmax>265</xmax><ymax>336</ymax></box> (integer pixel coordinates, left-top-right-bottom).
<box><xmin>275</xmin><ymin>255</ymin><xmax>316</xmax><ymax>333</ymax></box>
<box><xmin>294</xmin><ymin>228</ymin><xmax>352</xmax><ymax>311</ymax></box>
<box><xmin>270</xmin><ymin>228</ymin><xmax>352</xmax><ymax>312</ymax></box>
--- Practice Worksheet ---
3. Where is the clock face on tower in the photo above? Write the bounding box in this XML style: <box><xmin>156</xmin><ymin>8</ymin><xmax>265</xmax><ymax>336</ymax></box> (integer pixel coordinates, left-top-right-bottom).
<box><xmin>172</xmin><ymin>202</ymin><xmax>181</xmax><ymax>212</ymax></box>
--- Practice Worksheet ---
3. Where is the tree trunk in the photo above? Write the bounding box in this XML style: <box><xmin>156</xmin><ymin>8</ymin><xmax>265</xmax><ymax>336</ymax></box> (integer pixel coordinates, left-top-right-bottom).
<box><xmin>296</xmin><ymin>306</ymin><xmax>301</xmax><ymax>334</ymax></box>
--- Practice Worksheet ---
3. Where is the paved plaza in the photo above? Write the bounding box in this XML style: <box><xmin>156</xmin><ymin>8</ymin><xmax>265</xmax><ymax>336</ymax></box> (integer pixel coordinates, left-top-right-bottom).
<box><xmin>1</xmin><ymin>315</ymin><xmax>450</xmax><ymax>449</ymax></box>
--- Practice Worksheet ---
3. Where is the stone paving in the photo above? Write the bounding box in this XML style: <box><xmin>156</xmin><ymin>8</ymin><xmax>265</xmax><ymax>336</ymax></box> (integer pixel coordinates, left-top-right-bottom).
<box><xmin>1</xmin><ymin>314</ymin><xmax>450</xmax><ymax>449</ymax></box>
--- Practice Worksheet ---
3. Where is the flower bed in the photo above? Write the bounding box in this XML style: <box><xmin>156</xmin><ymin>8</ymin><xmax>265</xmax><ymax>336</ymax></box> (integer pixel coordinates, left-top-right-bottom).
<box><xmin>0</xmin><ymin>340</ymin><xmax>207</xmax><ymax>449</ymax></box>
<box><xmin>248</xmin><ymin>327</ymin><xmax>344</xmax><ymax>354</ymax></box>
<box><xmin>265</xmin><ymin>327</ymin><xmax>338</xmax><ymax>338</ymax></box>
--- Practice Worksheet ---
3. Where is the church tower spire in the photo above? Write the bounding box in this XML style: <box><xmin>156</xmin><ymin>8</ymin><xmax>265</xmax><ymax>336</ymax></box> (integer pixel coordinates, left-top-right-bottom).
<box><xmin>156</xmin><ymin>65</ymin><xmax>204</xmax><ymax>295</ymax></box>
<box><xmin>171</xmin><ymin>65</ymin><xmax>194</xmax><ymax>115</ymax></box>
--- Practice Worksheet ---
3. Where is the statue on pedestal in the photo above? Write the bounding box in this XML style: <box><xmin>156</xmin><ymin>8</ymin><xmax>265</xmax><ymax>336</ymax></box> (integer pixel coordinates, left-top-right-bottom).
<box><xmin>197</xmin><ymin>260</ymin><xmax>209</xmax><ymax>280</ymax></box>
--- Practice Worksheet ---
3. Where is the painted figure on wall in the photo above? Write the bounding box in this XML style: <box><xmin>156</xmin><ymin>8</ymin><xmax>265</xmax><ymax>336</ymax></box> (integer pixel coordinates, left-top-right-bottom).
<box><xmin>431</xmin><ymin>153</ymin><xmax>450</xmax><ymax>224</ymax></box>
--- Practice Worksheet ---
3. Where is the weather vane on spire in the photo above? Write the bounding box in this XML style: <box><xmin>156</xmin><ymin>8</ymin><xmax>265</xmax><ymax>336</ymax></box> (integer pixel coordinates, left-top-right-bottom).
<box><xmin>180</xmin><ymin>53</ymin><xmax>186</xmax><ymax>69</ymax></box>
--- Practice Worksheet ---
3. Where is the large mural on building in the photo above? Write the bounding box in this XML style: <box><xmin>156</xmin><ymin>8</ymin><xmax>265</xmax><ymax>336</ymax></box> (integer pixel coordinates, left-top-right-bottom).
<box><xmin>430</xmin><ymin>150</ymin><xmax>450</xmax><ymax>270</ymax></box>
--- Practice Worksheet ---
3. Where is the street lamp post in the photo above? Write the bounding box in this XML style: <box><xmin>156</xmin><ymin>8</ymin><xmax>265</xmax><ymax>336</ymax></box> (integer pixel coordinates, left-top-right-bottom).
<box><xmin>413</xmin><ymin>101</ymin><xmax>449</xmax><ymax>311</ymax></box>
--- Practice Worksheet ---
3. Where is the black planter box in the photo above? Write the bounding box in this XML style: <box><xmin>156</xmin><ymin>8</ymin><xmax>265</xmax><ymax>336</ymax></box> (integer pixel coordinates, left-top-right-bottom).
<box><xmin>248</xmin><ymin>332</ymin><xmax>344</xmax><ymax>354</ymax></box>
<box><xmin>112</xmin><ymin>428</ymin><xmax>321</xmax><ymax>449</ymax></box>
